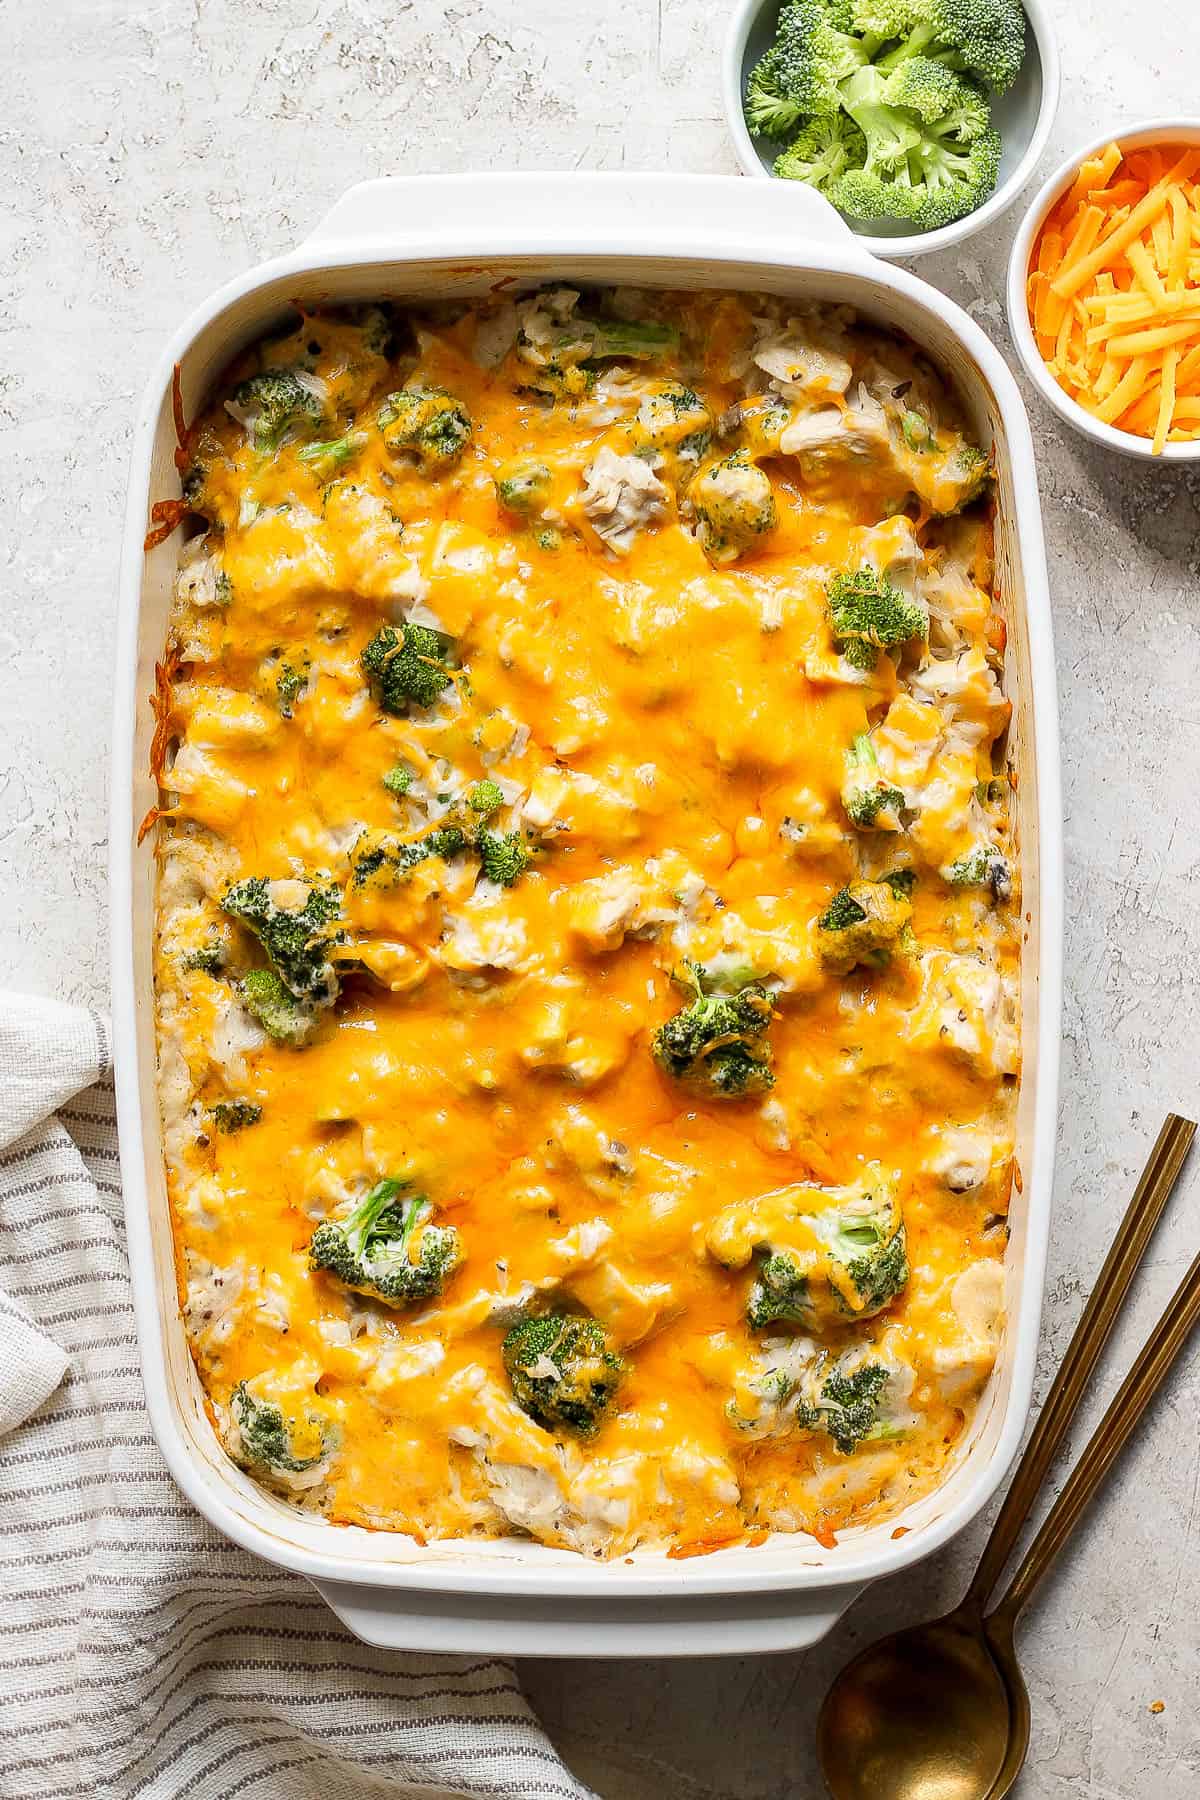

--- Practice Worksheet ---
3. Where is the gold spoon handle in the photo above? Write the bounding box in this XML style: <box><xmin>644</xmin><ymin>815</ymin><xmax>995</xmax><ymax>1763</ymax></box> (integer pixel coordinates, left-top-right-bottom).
<box><xmin>988</xmin><ymin>1241</ymin><xmax>1200</xmax><ymax>1626</ymax></box>
<box><xmin>963</xmin><ymin>1113</ymin><xmax>1195</xmax><ymax>1613</ymax></box>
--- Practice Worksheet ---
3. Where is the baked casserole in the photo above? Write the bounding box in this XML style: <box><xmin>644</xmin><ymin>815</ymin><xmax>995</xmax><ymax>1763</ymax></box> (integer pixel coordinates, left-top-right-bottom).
<box><xmin>149</xmin><ymin>285</ymin><xmax>1017</xmax><ymax>1557</ymax></box>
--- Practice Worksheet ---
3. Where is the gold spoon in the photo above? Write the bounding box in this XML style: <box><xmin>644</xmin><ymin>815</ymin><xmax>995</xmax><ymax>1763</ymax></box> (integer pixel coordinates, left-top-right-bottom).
<box><xmin>818</xmin><ymin>1113</ymin><xmax>1196</xmax><ymax>1800</ymax></box>
<box><xmin>982</xmin><ymin>1235</ymin><xmax>1200</xmax><ymax>1795</ymax></box>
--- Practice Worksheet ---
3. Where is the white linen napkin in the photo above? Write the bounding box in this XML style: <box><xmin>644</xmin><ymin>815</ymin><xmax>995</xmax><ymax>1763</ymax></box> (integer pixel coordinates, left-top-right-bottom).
<box><xmin>0</xmin><ymin>989</ymin><xmax>594</xmax><ymax>1800</ymax></box>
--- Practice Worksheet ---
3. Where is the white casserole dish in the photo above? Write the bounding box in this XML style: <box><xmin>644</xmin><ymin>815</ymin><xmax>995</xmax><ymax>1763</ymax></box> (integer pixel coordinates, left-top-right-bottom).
<box><xmin>111</xmin><ymin>172</ymin><xmax>1062</xmax><ymax>1657</ymax></box>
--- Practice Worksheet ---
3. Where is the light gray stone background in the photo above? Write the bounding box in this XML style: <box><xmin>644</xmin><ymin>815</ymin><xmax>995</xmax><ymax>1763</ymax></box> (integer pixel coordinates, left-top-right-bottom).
<box><xmin>3</xmin><ymin>1</ymin><xmax>1198</xmax><ymax>1795</ymax></box>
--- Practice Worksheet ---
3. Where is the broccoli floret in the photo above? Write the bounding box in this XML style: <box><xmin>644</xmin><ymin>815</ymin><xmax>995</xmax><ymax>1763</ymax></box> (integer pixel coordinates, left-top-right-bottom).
<box><xmin>309</xmin><ymin>1178</ymin><xmax>463</xmax><ymax>1308</ymax></box>
<box><xmin>906</xmin><ymin>123</ymin><xmax>1002</xmax><ymax>231</ymax></box>
<box><xmin>222</xmin><ymin>878</ymin><xmax>342</xmax><ymax>1005</ymax></box>
<box><xmin>296</xmin><ymin>430</ymin><xmax>368</xmax><ymax>476</ymax></box>
<box><xmin>839</xmin><ymin>64</ymin><xmax>924</xmax><ymax>171</ymax></box>
<box><xmin>230</xmin><ymin>1382</ymin><xmax>331</xmax><ymax>1477</ymax></box>
<box><xmin>882</xmin><ymin>55</ymin><xmax>984</xmax><ymax>124</ymax></box>
<box><xmin>719</xmin><ymin>1179</ymin><xmax>909</xmax><ymax>1330</ymax></box>
<box><xmin>745</xmin><ymin>47</ymin><xmax>806</xmax><ymax>141</ymax></box>
<box><xmin>827</xmin><ymin>566</ymin><xmax>927</xmax><ymax>669</ymax></box>
<box><xmin>517</xmin><ymin>302</ymin><xmax>680</xmax><ymax>398</ymax></box>
<box><xmin>476</xmin><ymin>827</ymin><xmax>530</xmax><ymax>887</ymax></box>
<box><xmin>378</xmin><ymin>387</ymin><xmax>472</xmax><ymax>471</ymax></box>
<box><xmin>817</xmin><ymin>878</ymin><xmax>913</xmax><ymax>970</ymax></box>
<box><xmin>813</xmin><ymin>1358</ymin><xmax>892</xmax><ymax>1453</ymax></box>
<box><xmin>502</xmin><ymin>1313</ymin><xmax>624</xmax><ymax>1437</ymax></box>
<box><xmin>239</xmin><ymin>970</ymin><xmax>316</xmax><ymax>1046</ymax></box>
<box><xmin>495</xmin><ymin>460</ymin><xmax>552</xmax><ymax>515</ymax></box>
<box><xmin>876</xmin><ymin>0</ymin><xmax>1026</xmax><ymax>95</ymax></box>
<box><xmin>467</xmin><ymin>779</ymin><xmax>504</xmax><ymax>818</ymax></box>
<box><xmin>938</xmin><ymin>440</ymin><xmax>992</xmax><ymax>511</ymax></box>
<box><xmin>361</xmin><ymin>622</ymin><xmax>456</xmax><ymax>713</ymax></box>
<box><xmin>747</xmin><ymin>1254</ymin><xmax>812</xmax><ymax>1330</ymax></box>
<box><xmin>225</xmin><ymin>369</ymin><xmax>327</xmax><ymax>454</ymax></box>
<box><xmin>652</xmin><ymin>964</ymin><xmax>775</xmax><ymax>1098</ymax></box>
<box><xmin>842</xmin><ymin>732</ymin><xmax>906</xmax><ymax>828</ymax></box>
<box><xmin>833</xmin><ymin>166</ymin><xmax>922</xmax><ymax>224</ymax></box>
<box><xmin>775</xmin><ymin>113</ymin><xmax>868</xmax><ymax>190</ymax></box>
<box><xmin>945</xmin><ymin>842</ymin><xmax>1012</xmax><ymax>900</ymax></box>
<box><xmin>355</xmin><ymin>303</ymin><xmax>395</xmax><ymax>358</ymax></box>
<box><xmin>382</xmin><ymin>762</ymin><xmax>413</xmax><ymax>797</ymax></box>
<box><xmin>581</xmin><ymin>317</ymin><xmax>680</xmax><ymax>361</ymax></box>
<box><xmin>349</xmin><ymin>826</ymin><xmax>469</xmax><ymax>889</ymax></box>
<box><xmin>181</xmin><ymin>935</ymin><xmax>227</xmax><ymax>975</ymax></box>
<box><xmin>776</xmin><ymin>0</ymin><xmax>872</xmax><ymax>117</ymax></box>
<box><xmin>275</xmin><ymin>661</ymin><xmax>308</xmax><ymax>719</ymax></box>
<box><xmin>882</xmin><ymin>868</ymin><xmax>917</xmax><ymax>897</ymax></box>
<box><xmin>689</xmin><ymin>452</ymin><xmax>777</xmax><ymax>565</ymax></box>
<box><xmin>210</xmin><ymin>1099</ymin><xmax>262</xmax><ymax>1134</ymax></box>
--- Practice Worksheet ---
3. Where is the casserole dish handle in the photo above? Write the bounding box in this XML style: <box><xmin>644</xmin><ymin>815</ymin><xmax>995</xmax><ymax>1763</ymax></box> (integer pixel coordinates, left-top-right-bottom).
<box><xmin>312</xmin><ymin>1576</ymin><xmax>866</xmax><ymax>1656</ymax></box>
<box><xmin>302</xmin><ymin>172</ymin><xmax>864</xmax><ymax>257</ymax></box>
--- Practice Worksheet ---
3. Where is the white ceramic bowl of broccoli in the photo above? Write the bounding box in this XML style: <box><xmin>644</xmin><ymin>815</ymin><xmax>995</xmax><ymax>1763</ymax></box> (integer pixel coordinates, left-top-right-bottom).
<box><xmin>723</xmin><ymin>0</ymin><xmax>1060</xmax><ymax>258</ymax></box>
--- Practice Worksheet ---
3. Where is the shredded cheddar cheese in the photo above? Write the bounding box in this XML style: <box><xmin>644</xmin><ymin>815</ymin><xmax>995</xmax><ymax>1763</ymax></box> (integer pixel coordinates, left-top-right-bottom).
<box><xmin>1028</xmin><ymin>139</ymin><xmax>1200</xmax><ymax>448</ymax></box>
<box><xmin>151</xmin><ymin>288</ymin><xmax>1017</xmax><ymax>1559</ymax></box>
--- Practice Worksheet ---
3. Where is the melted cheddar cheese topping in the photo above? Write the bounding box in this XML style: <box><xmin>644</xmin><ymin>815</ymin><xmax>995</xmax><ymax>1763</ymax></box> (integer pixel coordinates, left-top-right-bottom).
<box><xmin>152</xmin><ymin>288</ymin><xmax>1018</xmax><ymax>1558</ymax></box>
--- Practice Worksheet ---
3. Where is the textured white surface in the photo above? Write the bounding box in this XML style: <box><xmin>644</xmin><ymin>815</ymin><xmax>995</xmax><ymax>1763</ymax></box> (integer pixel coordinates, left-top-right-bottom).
<box><xmin>3</xmin><ymin>1</ymin><xmax>1199</xmax><ymax>1796</ymax></box>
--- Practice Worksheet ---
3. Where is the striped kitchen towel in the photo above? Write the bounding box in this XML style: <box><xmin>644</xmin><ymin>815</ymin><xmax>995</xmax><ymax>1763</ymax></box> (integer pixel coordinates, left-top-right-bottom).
<box><xmin>0</xmin><ymin>990</ymin><xmax>594</xmax><ymax>1800</ymax></box>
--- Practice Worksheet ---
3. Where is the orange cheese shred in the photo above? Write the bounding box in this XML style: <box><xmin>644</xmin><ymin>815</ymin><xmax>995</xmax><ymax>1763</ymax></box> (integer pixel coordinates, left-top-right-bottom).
<box><xmin>1027</xmin><ymin>138</ymin><xmax>1200</xmax><ymax>449</ymax></box>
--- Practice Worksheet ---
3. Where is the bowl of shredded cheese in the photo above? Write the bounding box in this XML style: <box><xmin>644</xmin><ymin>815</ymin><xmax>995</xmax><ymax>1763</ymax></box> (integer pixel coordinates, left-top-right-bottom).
<box><xmin>1008</xmin><ymin>122</ymin><xmax>1200</xmax><ymax>458</ymax></box>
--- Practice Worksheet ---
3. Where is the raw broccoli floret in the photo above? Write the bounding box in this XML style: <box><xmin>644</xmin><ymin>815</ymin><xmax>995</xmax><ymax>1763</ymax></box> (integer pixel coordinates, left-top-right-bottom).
<box><xmin>309</xmin><ymin>1178</ymin><xmax>463</xmax><ymax>1308</ymax></box>
<box><xmin>239</xmin><ymin>970</ymin><xmax>316</xmax><ymax>1046</ymax></box>
<box><xmin>467</xmin><ymin>779</ymin><xmax>504</xmax><ymax>818</ymax></box>
<box><xmin>361</xmin><ymin>622</ymin><xmax>456</xmax><ymax>713</ymax></box>
<box><xmin>225</xmin><ymin>369</ymin><xmax>327</xmax><ymax>454</ymax></box>
<box><xmin>476</xmin><ymin>827</ymin><xmax>530</xmax><ymax>887</ymax></box>
<box><xmin>827</xmin><ymin>566</ymin><xmax>927</xmax><ymax>669</ymax></box>
<box><xmin>222</xmin><ymin>878</ymin><xmax>342</xmax><ymax>1004</ymax></box>
<box><xmin>495</xmin><ymin>460</ymin><xmax>552</xmax><ymax>515</ymax></box>
<box><xmin>230</xmin><ymin>1382</ymin><xmax>331</xmax><ymax>1476</ymax></box>
<box><xmin>842</xmin><ymin>732</ymin><xmax>906</xmax><ymax>828</ymax></box>
<box><xmin>817</xmin><ymin>879</ymin><xmax>913</xmax><ymax>970</ymax></box>
<box><xmin>838</xmin><ymin>64</ymin><xmax>924</xmax><ymax>171</ymax></box>
<box><xmin>378</xmin><ymin>387</ymin><xmax>472</xmax><ymax>471</ymax></box>
<box><xmin>689</xmin><ymin>452</ymin><xmax>777</xmax><ymax>565</ymax></box>
<box><xmin>210</xmin><ymin>1099</ymin><xmax>262</xmax><ymax>1134</ymax></box>
<box><xmin>296</xmin><ymin>430</ymin><xmax>368</xmax><ymax>476</ymax></box>
<box><xmin>945</xmin><ymin>842</ymin><xmax>1012</xmax><ymax>900</ymax></box>
<box><xmin>906</xmin><ymin>123</ymin><xmax>1002</xmax><ymax>231</ymax></box>
<box><xmin>775</xmin><ymin>113</ymin><xmax>868</xmax><ymax>190</ymax></box>
<box><xmin>876</xmin><ymin>0</ymin><xmax>1026</xmax><ymax>95</ymax></box>
<box><xmin>882</xmin><ymin>56</ymin><xmax>986</xmax><ymax>127</ymax></box>
<box><xmin>652</xmin><ymin>964</ymin><xmax>775</xmax><ymax>1098</ymax></box>
<box><xmin>747</xmin><ymin>0</ymin><xmax>872</xmax><ymax>139</ymax></box>
<box><xmin>745</xmin><ymin>47</ymin><xmax>807</xmax><ymax>141</ymax></box>
<box><xmin>502</xmin><ymin>1313</ymin><xmax>624</xmax><ymax>1437</ymax></box>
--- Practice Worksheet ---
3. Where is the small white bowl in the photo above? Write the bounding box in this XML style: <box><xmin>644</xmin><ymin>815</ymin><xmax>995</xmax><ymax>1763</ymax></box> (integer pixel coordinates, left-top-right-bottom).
<box><xmin>1007</xmin><ymin>119</ymin><xmax>1200</xmax><ymax>461</ymax></box>
<box><xmin>722</xmin><ymin>0</ymin><xmax>1060</xmax><ymax>259</ymax></box>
